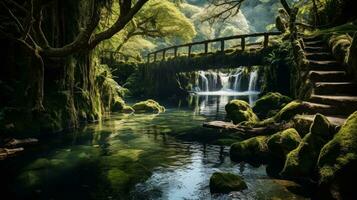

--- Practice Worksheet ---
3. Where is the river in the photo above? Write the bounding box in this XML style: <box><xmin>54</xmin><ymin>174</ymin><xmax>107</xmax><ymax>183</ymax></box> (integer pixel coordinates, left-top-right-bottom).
<box><xmin>0</xmin><ymin>93</ymin><xmax>308</xmax><ymax>200</ymax></box>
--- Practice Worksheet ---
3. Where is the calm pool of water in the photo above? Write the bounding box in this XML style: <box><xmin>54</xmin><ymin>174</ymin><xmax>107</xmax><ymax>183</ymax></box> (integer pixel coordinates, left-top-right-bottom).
<box><xmin>0</xmin><ymin>94</ymin><xmax>308</xmax><ymax>200</ymax></box>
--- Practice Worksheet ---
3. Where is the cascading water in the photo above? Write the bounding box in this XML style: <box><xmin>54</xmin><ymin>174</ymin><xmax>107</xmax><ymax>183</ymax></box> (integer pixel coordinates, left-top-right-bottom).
<box><xmin>248</xmin><ymin>70</ymin><xmax>258</xmax><ymax>91</ymax></box>
<box><xmin>232</xmin><ymin>69</ymin><xmax>243</xmax><ymax>91</ymax></box>
<box><xmin>194</xmin><ymin>68</ymin><xmax>259</xmax><ymax>94</ymax></box>
<box><xmin>198</xmin><ymin>71</ymin><xmax>209</xmax><ymax>92</ymax></box>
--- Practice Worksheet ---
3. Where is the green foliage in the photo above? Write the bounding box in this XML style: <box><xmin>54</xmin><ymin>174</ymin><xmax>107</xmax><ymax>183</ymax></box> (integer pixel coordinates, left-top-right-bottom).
<box><xmin>99</xmin><ymin>0</ymin><xmax>196</xmax><ymax>61</ymax></box>
<box><xmin>262</xmin><ymin>42</ymin><xmax>293</xmax><ymax>95</ymax></box>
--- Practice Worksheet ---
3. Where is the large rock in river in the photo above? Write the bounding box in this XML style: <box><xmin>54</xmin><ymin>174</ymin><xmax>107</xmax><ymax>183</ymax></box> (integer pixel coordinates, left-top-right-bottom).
<box><xmin>266</xmin><ymin>128</ymin><xmax>301</xmax><ymax>177</ymax></box>
<box><xmin>225</xmin><ymin>100</ymin><xmax>259</xmax><ymax>124</ymax></box>
<box><xmin>280</xmin><ymin>114</ymin><xmax>333</xmax><ymax>178</ymax></box>
<box><xmin>267</xmin><ymin>128</ymin><xmax>301</xmax><ymax>159</ymax></box>
<box><xmin>209</xmin><ymin>172</ymin><xmax>247</xmax><ymax>194</ymax></box>
<box><xmin>132</xmin><ymin>99</ymin><xmax>165</xmax><ymax>113</ymax></box>
<box><xmin>317</xmin><ymin>111</ymin><xmax>357</xmax><ymax>199</ymax></box>
<box><xmin>230</xmin><ymin>136</ymin><xmax>269</xmax><ymax>166</ymax></box>
<box><xmin>253</xmin><ymin>92</ymin><xmax>292</xmax><ymax>119</ymax></box>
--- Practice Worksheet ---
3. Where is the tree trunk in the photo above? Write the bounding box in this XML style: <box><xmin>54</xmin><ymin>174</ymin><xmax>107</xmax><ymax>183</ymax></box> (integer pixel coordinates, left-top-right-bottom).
<box><xmin>312</xmin><ymin>0</ymin><xmax>320</xmax><ymax>27</ymax></box>
<box><xmin>280</xmin><ymin>0</ymin><xmax>291</xmax><ymax>15</ymax></box>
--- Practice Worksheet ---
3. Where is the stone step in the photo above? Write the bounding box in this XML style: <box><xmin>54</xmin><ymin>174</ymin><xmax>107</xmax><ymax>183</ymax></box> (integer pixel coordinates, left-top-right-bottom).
<box><xmin>309</xmin><ymin>95</ymin><xmax>357</xmax><ymax>115</ymax></box>
<box><xmin>294</xmin><ymin>114</ymin><xmax>346</xmax><ymax>127</ymax></box>
<box><xmin>304</xmin><ymin>46</ymin><xmax>329</xmax><ymax>53</ymax></box>
<box><xmin>303</xmin><ymin>35</ymin><xmax>323</xmax><ymax>42</ymax></box>
<box><xmin>313</xmin><ymin>82</ymin><xmax>357</xmax><ymax>95</ymax></box>
<box><xmin>302</xmin><ymin>101</ymin><xmax>342</xmax><ymax>116</ymax></box>
<box><xmin>304</xmin><ymin>40</ymin><xmax>325</xmax><ymax>47</ymax></box>
<box><xmin>305</xmin><ymin>52</ymin><xmax>333</xmax><ymax>60</ymax></box>
<box><xmin>308</xmin><ymin>71</ymin><xmax>347</xmax><ymax>82</ymax></box>
<box><xmin>309</xmin><ymin>60</ymin><xmax>344</xmax><ymax>71</ymax></box>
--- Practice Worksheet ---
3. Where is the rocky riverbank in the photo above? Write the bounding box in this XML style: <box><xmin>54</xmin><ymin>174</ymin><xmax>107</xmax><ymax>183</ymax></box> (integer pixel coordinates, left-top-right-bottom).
<box><xmin>205</xmin><ymin>92</ymin><xmax>357</xmax><ymax>199</ymax></box>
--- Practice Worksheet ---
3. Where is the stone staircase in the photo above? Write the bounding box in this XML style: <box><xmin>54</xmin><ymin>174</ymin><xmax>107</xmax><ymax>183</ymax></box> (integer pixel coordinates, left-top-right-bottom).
<box><xmin>298</xmin><ymin>36</ymin><xmax>357</xmax><ymax>126</ymax></box>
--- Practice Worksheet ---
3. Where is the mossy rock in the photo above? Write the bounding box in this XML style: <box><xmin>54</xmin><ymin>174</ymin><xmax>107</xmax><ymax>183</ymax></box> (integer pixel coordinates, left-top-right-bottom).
<box><xmin>112</xmin><ymin>97</ymin><xmax>125</xmax><ymax>112</ymax></box>
<box><xmin>209</xmin><ymin>172</ymin><xmax>247</xmax><ymax>194</ymax></box>
<box><xmin>230</xmin><ymin>136</ymin><xmax>269</xmax><ymax>166</ymax></box>
<box><xmin>267</xmin><ymin>128</ymin><xmax>301</xmax><ymax>159</ymax></box>
<box><xmin>281</xmin><ymin>114</ymin><xmax>332</xmax><ymax>178</ymax></box>
<box><xmin>121</xmin><ymin>106</ymin><xmax>134</xmax><ymax>114</ymax></box>
<box><xmin>132</xmin><ymin>99</ymin><xmax>165</xmax><ymax>113</ymax></box>
<box><xmin>225</xmin><ymin>100</ymin><xmax>259</xmax><ymax>124</ymax></box>
<box><xmin>274</xmin><ymin>100</ymin><xmax>309</xmax><ymax>121</ymax></box>
<box><xmin>253</xmin><ymin>92</ymin><xmax>292</xmax><ymax>119</ymax></box>
<box><xmin>317</xmin><ymin>111</ymin><xmax>357</xmax><ymax>191</ymax></box>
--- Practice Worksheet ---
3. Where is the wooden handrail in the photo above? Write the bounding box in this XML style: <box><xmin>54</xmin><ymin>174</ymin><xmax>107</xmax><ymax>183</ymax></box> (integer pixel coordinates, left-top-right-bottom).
<box><xmin>147</xmin><ymin>31</ymin><xmax>281</xmax><ymax>63</ymax></box>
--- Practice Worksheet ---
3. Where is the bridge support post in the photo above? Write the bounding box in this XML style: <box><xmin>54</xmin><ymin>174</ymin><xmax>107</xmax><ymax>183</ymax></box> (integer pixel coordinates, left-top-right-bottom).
<box><xmin>188</xmin><ymin>45</ymin><xmax>192</xmax><ymax>57</ymax></box>
<box><xmin>154</xmin><ymin>52</ymin><xmax>157</xmax><ymax>62</ymax></box>
<box><xmin>220</xmin><ymin>40</ymin><xmax>225</xmax><ymax>53</ymax></box>
<box><xmin>264</xmin><ymin>34</ymin><xmax>269</xmax><ymax>48</ymax></box>
<box><xmin>204</xmin><ymin>42</ymin><xmax>208</xmax><ymax>54</ymax></box>
<box><xmin>174</xmin><ymin>47</ymin><xmax>178</xmax><ymax>57</ymax></box>
<box><xmin>241</xmin><ymin>37</ymin><xmax>246</xmax><ymax>51</ymax></box>
<box><xmin>163</xmin><ymin>50</ymin><xmax>166</xmax><ymax>61</ymax></box>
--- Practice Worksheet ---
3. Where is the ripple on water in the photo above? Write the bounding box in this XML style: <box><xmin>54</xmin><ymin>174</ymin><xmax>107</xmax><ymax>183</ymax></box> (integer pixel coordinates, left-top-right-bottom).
<box><xmin>1</xmin><ymin>95</ymin><xmax>308</xmax><ymax>200</ymax></box>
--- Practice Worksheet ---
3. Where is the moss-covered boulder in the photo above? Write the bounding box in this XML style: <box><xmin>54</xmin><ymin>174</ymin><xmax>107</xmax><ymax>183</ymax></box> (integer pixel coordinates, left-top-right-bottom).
<box><xmin>267</xmin><ymin>128</ymin><xmax>301</xmax><ymax>159</ymax></box>
<box><xmin>225</xmin><ymin>100</ymin><xmax>259</xmax><ymax>124</ymax></box>
<box><xmin>121</xmin><ymin>106</ymin><xmax>134</xmax><ymax>114</ymax></box>
<box><xmin>230</xmin><ymin>136</ymin><xmax>269</xmax><ymax>166</ymax></box>
<box><xmin>317</xmin><ymin>111</ymin><xmax>357</xmax><ymax>198</ymax></box>
<box><xmin>281</xmin><ymin>114</ymin><xmax>333</xmax><ymax>178</ymax></box>
<box><xmin>132</xmin><ymin>99</ymin><xmax>165</xmax><ymax>113</ymax></box>
<box><xmin>274</xmin><ymin>100</ymin><xmax>309</xmax><ymax>121</ymax></box>
<box><xmin>266</xmin><ymin>128</ymin><xmax>302</xmax><ymax>177</ymax></box>
<box><xmin>111</xmin><ymin>97</ymin><xmax>125</xmax><ymax>112</ymax></box>
<box><xmin>209</xmin><ymin>172</ymin><xmax>247</xmax><ymax>194</ymax></box>
<box><xmin>253</xmin><ymin>92</ymin><xmax>292</xmax><ymax>119</ymax></box>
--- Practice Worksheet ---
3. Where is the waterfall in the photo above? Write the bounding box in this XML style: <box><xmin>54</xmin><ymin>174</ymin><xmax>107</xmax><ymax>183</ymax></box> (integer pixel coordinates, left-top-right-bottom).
<box><xmin>198</xmin><ymin>71</ymin><xmax>209</xmax><ymax>92</ymax></box>
<box><xmin>193</xmin><ymin>68</ymin><xmax>259</xmax><ymax>93</ymax></box>
<box><xmin>212</xmin><ymin>72</ymin><xmax>218</xmax><ymax>91</ymax></box>
<box><xmin>220</xmin><ymin>72</ymin><xmax>230</xmax><ymax>90</ymax></box>
<box><xmin>248</xmin><ymin>70</ymin><xmax>258</xmax><ymax>91</ymax></box>
<box><xmin>232</xmin><ymin>69</ymin><xmax>243</xmax><ymax>91</ymax></box>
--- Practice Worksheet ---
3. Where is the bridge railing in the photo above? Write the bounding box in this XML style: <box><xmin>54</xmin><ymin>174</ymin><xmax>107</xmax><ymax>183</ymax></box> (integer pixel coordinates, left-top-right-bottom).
<box><xmin>146</xmin><ymin>31</ymin><xmax>281</xmax><ymax>63</ymax></box>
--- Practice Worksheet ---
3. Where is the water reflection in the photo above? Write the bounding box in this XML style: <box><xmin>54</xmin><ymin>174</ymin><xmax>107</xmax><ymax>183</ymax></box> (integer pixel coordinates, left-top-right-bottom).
<box><xmin>0</xmin><ymin>95</ymin><xmax>306</xmax><ymax>200</ymax></box>
<box><xmin>186</xmin><ymin>92</ymin><xmax>259</xmax><ymax>121</ymax></box>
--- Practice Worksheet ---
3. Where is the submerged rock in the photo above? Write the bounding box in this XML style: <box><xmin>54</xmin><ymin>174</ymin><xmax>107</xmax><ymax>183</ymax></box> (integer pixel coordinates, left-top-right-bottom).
<box><xmin>225</xmin><ymin>100</ymin><xmax>259</xmax><ymax>124</ymax></box>
<box><xmin>253</xmin><ymin>92</ymin><xmax>292</xmax><ymax>119</ymax></box>
<box><xmin>209</xmin><ymin>172</ymin><xmax>247</xmax><ymax>194</ymax></box>
<box><xmin>281</xmin><ymin>114</ymin><xmax>333</xmax><ymax>179</ymax></box>
<box><xmin>230</xmin><ymin>136</ymin><xmax>269</xmax><ymax>166</ymax></box>
<box><xmin>317</xmin><ymin>111</ymin><xmax>357</xmax><ymax>198</ymax></box>
<box><xmin>132</xmin><ymin>99</ymin><xmax>165</xmax><ymax>113</ymax></box>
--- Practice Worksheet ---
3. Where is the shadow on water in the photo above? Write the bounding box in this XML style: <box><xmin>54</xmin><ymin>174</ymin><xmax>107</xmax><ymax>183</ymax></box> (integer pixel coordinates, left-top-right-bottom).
<box><xmin>0</xmin><ymin>94</ymin><xmax>308</xmax><ymax>200</ymax></box>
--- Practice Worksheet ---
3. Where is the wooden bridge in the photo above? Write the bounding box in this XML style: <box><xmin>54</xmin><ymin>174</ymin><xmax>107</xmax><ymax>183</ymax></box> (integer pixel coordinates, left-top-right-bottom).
<box><xmin>146</xmin><ymin>31</ymin><xmax>281</xmax><ymax>63</ymax></box>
